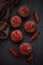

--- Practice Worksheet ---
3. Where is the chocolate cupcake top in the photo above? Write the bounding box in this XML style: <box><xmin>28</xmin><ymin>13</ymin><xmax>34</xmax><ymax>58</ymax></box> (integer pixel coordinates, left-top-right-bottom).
<box><xmin>24</xmin><ymin>20</ymin><xmax>37</xmax><ymax>33</ymax></box>
<box><xmin>18</xmin><ymin>5</ymin><xmax>30</xmax><ymax>18</ymax></box>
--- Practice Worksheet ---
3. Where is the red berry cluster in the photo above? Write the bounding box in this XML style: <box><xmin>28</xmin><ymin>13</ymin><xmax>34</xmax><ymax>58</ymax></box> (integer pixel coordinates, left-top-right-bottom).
<box><xmin>27</xmin><ymin>54</ymin><xmax>34</xmax><ymax>64</ymax></box>
<box><xmin>30</xmin><ymin>32</ymin><xmax>40</xmax><ymax>42</ymax></box>
<box><xmin>13</xmin><ymin>31</ymin><xmax>20</xmax><ymax>41</ymax></box>
<box><xmin>33</xmin><ymin>12</ymin><xmax>40</xmax><ymax>22</ymax></box>
<box><xmin>26</xmin><ymin>23</ymin><xmax>31</xmax><ymax>30</ymax></box>
<box><xmin>9</xmin><ymin>48</ymin><xmax>20</xmax><ymax>57</ymax></box>
<box><xmin>20</xmin><ymin>45</ymin><xmax>29</xmax><ymax>52</ymax></box>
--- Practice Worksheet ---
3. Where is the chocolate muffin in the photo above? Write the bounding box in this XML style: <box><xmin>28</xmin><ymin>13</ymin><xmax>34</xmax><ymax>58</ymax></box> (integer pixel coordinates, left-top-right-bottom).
<box><xmin>10</xmin><ymin>16</ymin><xmax>22</xmax><ymax>28</ymax></box>
<box><xmin>11</xmin><ymin>30</ymin><xmax>23</xmax><ymax>42</ymax></box>
<box><xmin>19</xmin><ymin>42</ymin><xmax>32</xmax><ymax>55</ymax></box>
<box><xmin>18</xmin><ymin>5</ymin><xmax>30</xmax><ymax>18</ymax></box>
<box><xmin>24</xmin><ymin>20</ymin><xmax>37</xmax><ymax>33</ymax></box>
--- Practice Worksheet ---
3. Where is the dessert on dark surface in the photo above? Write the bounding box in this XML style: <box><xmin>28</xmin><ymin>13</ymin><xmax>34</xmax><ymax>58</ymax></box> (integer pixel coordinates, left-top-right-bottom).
<box><xmin>24</xmin><ymin>20</ymin><xmax>37</xmax><ymax>33</ymax></box>
<box><xmin>0</xmin><ymin>0</ymin><xmax>41</xmax><ymax>64</ymax></box>
<box><xmin>11</xmin><ymin>30</ymin><xmax>23</xmax><ymax>42</ymax></box>
<box><xmin>18</xmin><ymin>5</ymin><xmax>30</xmax><ymax>18</ymax></box>
<box><xmin>19</xmin><ymin>42</ymin><xmax>32</xmax><ymax>55</ymax></box>
<box><xmin>10</xmin><ymin>16</ymin><xmax>22</xmax><ymax>28</ymax></box>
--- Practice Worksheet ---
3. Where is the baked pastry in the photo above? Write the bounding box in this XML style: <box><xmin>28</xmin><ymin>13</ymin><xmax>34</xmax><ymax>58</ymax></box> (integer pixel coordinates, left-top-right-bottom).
<box><xmin>11</xmin><ymin>30</ymin><xmax>23</xmax><ymax>42</ymax></box>
<box><xmin>19</xmin><ymin>42</ymin><xmax>32</xmax><ymax>55</ymax></box>
<box><xmin>10</xmin><ymin>16</ymin><xmax>22</xmax><ymax>28</ymax></box>
<box><xmin>24</xmin><ymin>20</ymin><xmax>37</xmax><ymax>33</ymax></box>
<box><xmin>18</xmin><ymin>5</ymin><xmax>30</xmax><ymax>18</ymax></box>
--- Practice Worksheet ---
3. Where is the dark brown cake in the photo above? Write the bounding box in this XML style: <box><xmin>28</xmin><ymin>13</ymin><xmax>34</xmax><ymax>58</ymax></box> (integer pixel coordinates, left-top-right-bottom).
<box><xmin>11</xmin><ymin>30</ymin><xmax>23</xmax><ymax>42</ymax></box>
<box><xmin>24</xmin><ymin>20</ymin><xmax>37</xmax><ymax>33</ymax></box>
<box><xmin>19</xmin><ymin>42</ymin><xmax>32</xmax><ymax>55</ymax></box>
<box><xmin>10</xmin><ymin>16</ymin><xmax>22</xmax><ymax>28</ymax></box>
<box><xmin>18</xmin><ymin>5</ymin><xmax>30</xmax><ymax>18</ymax></box>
